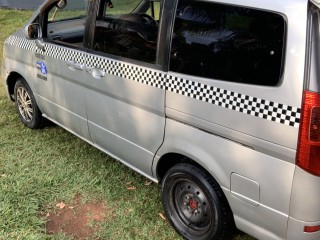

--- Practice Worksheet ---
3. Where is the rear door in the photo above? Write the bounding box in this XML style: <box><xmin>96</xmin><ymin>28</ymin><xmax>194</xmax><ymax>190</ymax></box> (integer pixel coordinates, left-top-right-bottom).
<box><xmin>84</xmin><ymin>0</ymin><xmax>166</xmax><ymax>176</ymax></box>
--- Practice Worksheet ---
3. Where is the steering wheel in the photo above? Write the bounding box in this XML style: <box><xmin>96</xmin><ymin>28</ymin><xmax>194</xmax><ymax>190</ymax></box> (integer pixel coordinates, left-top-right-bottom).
<box><xmin>138</xmin><ymin>13</ymin><xmax>158</xmax><ymax>26</ymax></box>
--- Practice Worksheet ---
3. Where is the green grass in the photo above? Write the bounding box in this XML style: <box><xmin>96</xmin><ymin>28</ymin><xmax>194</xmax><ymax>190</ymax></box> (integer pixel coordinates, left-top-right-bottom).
<box><xmin>0</xmin><ymin>9</ymin><xmax>255</xmax><ymax>240</ymax></box>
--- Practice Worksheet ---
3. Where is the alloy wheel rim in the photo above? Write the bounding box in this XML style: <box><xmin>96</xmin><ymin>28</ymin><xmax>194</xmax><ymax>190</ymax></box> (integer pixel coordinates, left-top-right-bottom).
<box><xmin>17</xmin><ymin>86</ymin><xmax>33</xmax><ymax>122</ymax></box>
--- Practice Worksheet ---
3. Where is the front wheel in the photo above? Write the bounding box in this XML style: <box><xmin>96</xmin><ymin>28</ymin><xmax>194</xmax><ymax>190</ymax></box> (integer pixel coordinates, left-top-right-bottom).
<box><xmin>162</xmin><ymin>163</ymin><xmax>233</xmax><ymax>240</ymax></box>
<box><xmin>14</xmin><ymin>78</ymin><xmax>44</xmax><ymax>129</ymax></box>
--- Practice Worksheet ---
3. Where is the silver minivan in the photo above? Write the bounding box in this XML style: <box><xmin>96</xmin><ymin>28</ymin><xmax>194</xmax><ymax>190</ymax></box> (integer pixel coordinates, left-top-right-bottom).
<box><xmin>2</xmin><ymin>0</ymin><xmax>320</xmax><ymax>239</ymax></box>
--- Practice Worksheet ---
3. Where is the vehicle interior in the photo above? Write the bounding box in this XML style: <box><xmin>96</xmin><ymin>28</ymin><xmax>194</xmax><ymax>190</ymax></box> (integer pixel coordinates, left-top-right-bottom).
<box><xmin>94</xmin><ymin>0</ymin><xmax>161</xmax><ymax>63</ymax></box>
<box><xmin>46</xmin><ymin>0</ymin><xmax>161</xmax><ymax>63</ymax></box>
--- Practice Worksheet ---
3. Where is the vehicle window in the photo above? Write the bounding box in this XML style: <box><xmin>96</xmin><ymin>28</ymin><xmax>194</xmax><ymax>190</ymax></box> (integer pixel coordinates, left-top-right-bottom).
<box><xmin>145</xmin><ymin>1</ymin><xmax>161</xmax><ymax>21</ymax></box>
<box><xmin>170</xmin><ymin>0</ymin><xmax>286</xmax><ymax>86</ymax></box>
<box><xmin>92</xmin><ymin>0</ymin><xmax>161</xmax><ymax>64</ymax></box>
<box><xmin>46</xmin><ymin>0</ymin><xmax>89</xmax><ymax>46</ymax></box>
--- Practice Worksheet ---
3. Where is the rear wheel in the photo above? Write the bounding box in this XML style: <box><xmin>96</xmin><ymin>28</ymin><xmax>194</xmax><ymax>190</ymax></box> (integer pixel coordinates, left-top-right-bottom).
<box><xmin>14</xmin><ymin>78</ymin><xmax>44</xmax><ymax>129</ymax></box>
<box><xmin>162</xmin><ymin>163</ymin><xmax>232</xmax><ymax>240</ymax></box>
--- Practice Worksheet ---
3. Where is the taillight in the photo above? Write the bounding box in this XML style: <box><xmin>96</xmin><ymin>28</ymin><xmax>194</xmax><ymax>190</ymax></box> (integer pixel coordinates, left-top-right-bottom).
<box><xmin>296</xmin><ymin>91</ymin><xmax>320</xmax><ymax>176</ymax></box>
<box><xmin>304</xmin><ymin>225</ymin><xmax>320</xmax><ymax>233</ymax></box>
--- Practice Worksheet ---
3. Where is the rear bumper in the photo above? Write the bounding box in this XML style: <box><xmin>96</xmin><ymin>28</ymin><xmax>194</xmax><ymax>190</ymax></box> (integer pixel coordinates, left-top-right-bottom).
<box><xmin>288</xmin><ymin>167</ymin><xmax>320</xmax><ymax>240</ymax></box>
<box><xmin>287</xmin><ymin>217</ymin><xmax>320</xmax><ymax>240</ymax></box>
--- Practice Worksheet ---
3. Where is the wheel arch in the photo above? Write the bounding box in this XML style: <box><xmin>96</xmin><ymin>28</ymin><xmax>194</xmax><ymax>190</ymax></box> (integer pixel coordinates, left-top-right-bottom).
<box><xmin>6</xmin><ymin>72</ymin><xmax>25</xmax><ymax>101</ymax></box>
<box><xmin>154</xmin><ymin>119</ymin><xmax>232</xmax><ymax>190</ymax></box>
<box><xmin>156</xmin><ymin>153</ymin><xmax>210</xmax><ymax>183</ymax></box>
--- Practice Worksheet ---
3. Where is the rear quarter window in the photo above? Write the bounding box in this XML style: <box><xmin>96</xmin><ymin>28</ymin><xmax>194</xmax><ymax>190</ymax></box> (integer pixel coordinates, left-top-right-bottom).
<box><xmin>170</xmin><ymin>0</ymin><xmax>286</xmax><ymax>86</ymax></box>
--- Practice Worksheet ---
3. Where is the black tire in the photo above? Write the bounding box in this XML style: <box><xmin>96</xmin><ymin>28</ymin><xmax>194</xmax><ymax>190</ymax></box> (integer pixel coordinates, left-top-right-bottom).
<box><xmin>14</xmin><ymin>78</ymin><xmax>44</xmax><ymax>129</ymax></box>
<box><xmin>161</xmin><ymin>163</ymin><xmax>233</xmax><ymax>240</ymax></box>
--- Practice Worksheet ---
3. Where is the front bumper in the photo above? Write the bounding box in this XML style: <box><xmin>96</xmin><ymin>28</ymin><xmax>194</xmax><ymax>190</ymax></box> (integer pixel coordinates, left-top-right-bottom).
<box><xmin>1</xmin><ymin>64</ymin><xmax>10</xmax><ymax>98</ymax></box>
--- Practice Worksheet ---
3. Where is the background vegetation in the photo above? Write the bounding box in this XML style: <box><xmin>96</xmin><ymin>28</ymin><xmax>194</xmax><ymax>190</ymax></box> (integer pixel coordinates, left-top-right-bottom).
<box><xmin>0</xmin><ymin>9</ymin><xmax>254</xmax><ymax>240</ymax></box>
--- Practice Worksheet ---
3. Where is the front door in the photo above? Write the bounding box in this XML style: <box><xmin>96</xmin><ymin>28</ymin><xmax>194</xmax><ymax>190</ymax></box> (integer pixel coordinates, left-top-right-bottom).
<box><xmin>85</xmin><ymin>0</ymin><xmax>165</xmax><ymax>176</ymax></box>
<box><xmin>34</xmin><ymin>0</ymin><xmax>91</xmax><ymax>140</ymax></box>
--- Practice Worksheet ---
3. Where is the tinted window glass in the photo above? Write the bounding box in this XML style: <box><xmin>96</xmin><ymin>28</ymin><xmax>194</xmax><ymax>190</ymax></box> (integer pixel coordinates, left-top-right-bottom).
<box><xmin>170</xmin><ymin>0</ymin><xmax>286</xmax><ymax>86</ymax></box>
<box><xmin>93</xmin><ymin>0</ymin><xmax>161</xmax><ymax>64</ymax></box>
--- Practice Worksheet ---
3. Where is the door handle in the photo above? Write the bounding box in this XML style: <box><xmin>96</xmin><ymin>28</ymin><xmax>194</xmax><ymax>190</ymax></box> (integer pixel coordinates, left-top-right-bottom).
<box><xmin>52</xmin><ymin>35</ymin><xmax>61</xmax><ymax>41</ymax></box>
<box><xmin>91</xmin><ymin>68</ymin><xmax>105</xmax><ymax>79</ymax></box>
<box><xmin>82</xmin><ymin>65</ymin><xmax>104</xmax><ymax>79</ymax></box>
<box><xmin>35</xmin><ymin>39</ymin><xmax>45</xmax><ymax>51</ymax></box>
<box><xmin>66</xmin><ymin>60</ymin><xmax>83</xmax><ymax>71</ymax></box>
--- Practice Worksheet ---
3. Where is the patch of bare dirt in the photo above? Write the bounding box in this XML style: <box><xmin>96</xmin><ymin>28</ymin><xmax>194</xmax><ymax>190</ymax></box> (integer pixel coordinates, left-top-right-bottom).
<box><xmin>42</xmin><ymin>195</ymin><xmax>107</xmax><ymax>239</ymax></box>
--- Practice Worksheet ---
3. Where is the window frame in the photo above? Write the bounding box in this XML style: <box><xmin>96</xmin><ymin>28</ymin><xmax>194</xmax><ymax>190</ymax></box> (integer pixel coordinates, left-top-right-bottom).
<box><xmin>39</xmin><ymin>0</ymin><xmax>91</xmax><ymax>51</ymax></box>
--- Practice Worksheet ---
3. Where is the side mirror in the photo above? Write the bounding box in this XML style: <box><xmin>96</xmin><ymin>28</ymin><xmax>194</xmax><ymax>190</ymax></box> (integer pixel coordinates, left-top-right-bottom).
<box><xmin>56</xmin><ymin>0</ymin><xmax>67</xmax><ymax>9</ymax></box>
<box><xmin>24</xmin><ymin>23</ymin><xmax>41</xmax><ymax>40</ymax></box>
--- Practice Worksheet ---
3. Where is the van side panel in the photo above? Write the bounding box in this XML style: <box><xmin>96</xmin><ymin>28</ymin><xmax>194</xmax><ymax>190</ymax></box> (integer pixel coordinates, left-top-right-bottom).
<box><xmin>3</xmin><ymin>33</ymin><xmax>37</xmax><ymax>94</ymax></box>
<box><xmin>34</xmin><ymin>42</ymin><xmax>91</xmax><ymax>140</ymax></box>
<box><xmin>156</xmin><ymin>119</ymin><xmax>295</xmax><ymax>240</ymax></box>
<box><xmin>160</xmin><ymin>1</ymin><xmax>309</xmax><ymax>239</ymax></box>
<box><xmin>159</xmin><ymin>0</ymin><xmax>317</xmax><ymax>240</ymax></box>
<box><xmin>165</xmin><ymin>0</ymin><xmax>307</xmax><ymax>152</ymax></box>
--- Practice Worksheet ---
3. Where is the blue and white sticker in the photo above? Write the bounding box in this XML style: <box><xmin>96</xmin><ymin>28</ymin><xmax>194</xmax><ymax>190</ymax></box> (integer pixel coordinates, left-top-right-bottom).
<box><xmin>36</xmin><ymin>61</ymin><xmax>47</xmax><ymax>75</ymax></box>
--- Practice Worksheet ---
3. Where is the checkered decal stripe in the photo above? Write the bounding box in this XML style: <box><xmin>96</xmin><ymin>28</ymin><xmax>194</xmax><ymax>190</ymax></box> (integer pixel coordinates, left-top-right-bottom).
<box><xmin>46</xmin><ymin>44</ymin><xmax>167</xmax><ymax>89</ymax></box>
<box><xmin>5</xmin><ymin>36</ymin><xmax>301</xmax><ymax>128</ymax></box>
<box><xmin>166</xmin><ymin>75</ymin><xmax>301</xmax><ymax>128</ymax></box>
<box><xmin>5</xmin><ymin>36</ymin><xmax>37</xmax><ymax>52</ymax></box>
